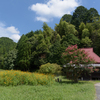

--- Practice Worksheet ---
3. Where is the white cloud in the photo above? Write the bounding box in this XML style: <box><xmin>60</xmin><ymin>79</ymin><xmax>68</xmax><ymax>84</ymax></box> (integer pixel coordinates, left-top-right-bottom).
<box><xmin>36</xmin><ymin>17</ymin><xmax>49</xmax><ymax>22</ymax></box>
<box><xmin>0</xmin><ymin>22</ymin><xmax>20</xmax><ymax>42</ymax></box>
<box><xmin>10</xmin><ymin>34</ymin><xmax>20</xmax><ymax>42</ymax></box>
<box><xmin>29</xmin><ymin>0</ymin><xmax>80</xmax><ymax>22</ymax></box>
<box><xmin>6</xmin><ymin>26</ymin><xmax>20</xmax><ymax>34</ymax></box>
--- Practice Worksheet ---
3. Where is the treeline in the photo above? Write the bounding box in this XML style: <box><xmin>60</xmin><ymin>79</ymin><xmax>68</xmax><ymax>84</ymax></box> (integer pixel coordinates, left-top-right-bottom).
<box><xmin>0</xmin><ymin>6</ymin><xmax>100</xmax><ymax>71</ymax></box>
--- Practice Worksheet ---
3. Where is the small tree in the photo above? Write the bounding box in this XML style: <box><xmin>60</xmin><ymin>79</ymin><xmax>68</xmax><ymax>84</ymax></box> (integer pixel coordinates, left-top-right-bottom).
<box><xmin>62</xmin><ymin>44</ymin><xmax>95</xmax><ymax>82</ymax></box>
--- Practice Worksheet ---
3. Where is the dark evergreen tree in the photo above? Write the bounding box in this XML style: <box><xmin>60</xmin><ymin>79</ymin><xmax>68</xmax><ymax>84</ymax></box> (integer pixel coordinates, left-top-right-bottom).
<box><xmin>61</xmin><ymin>14</ymin><xmax>72</xmax><ymax>23</ymax></box>
<box><xmin>71</xmin><ymin>6</ymin><xmax>88</xmax><ymax>30</ymax></box>
<box><xmin>86</xmin><ymin>8</ymin><xmax>99</xmax><ymax>23</ymax></box>
<box><xmin>16</xmin><ymin>35</ymin><xmax>31</xmax><ymax>71</ymax></box>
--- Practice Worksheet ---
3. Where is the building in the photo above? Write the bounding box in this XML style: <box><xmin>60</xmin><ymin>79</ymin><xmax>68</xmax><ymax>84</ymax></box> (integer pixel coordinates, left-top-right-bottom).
<box><xmin>80</xmin><ymin>48</ymin><xmax>100</xmax><ymax>80</ymax></box>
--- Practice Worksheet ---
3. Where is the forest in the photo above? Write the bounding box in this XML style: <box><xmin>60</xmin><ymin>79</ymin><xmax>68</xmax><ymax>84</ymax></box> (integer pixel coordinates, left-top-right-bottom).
<box><xmin>0</xmin><ymin>6</ymin><xmax>100</xmax><ymax>71</ymax></box>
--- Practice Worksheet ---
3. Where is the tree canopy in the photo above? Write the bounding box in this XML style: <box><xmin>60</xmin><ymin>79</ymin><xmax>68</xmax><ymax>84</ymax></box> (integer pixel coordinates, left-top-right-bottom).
<box><xmin>1</xmin><ymin>6</ymin><xmax>100</xmax><ymax>73</ymax></box>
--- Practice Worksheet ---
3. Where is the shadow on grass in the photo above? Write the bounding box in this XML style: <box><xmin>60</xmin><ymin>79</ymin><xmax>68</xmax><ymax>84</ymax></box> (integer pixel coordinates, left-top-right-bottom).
<box><xmin>58</xmin><ymin>80</ymin><xmax>90</xmax><ymax>84</ymax></box>
<box><xmin>55</xmin><ymin>76</ymin><xmax>90</xmax><ymax>84</ymax></box>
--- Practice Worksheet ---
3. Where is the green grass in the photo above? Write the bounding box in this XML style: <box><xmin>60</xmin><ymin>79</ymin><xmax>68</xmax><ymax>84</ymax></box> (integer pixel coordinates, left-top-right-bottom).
<box><xmin>0</xmin><ymin>80</ymin><xmax>98</xmax><ymax>100</ymax></box>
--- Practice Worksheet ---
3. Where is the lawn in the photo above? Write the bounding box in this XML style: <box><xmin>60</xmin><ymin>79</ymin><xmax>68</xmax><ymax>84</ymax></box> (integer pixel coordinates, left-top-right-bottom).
<box><xmin>0</xmin><ymin>79</ymin><xmax>98</xmax><ymax>100</ymax></box>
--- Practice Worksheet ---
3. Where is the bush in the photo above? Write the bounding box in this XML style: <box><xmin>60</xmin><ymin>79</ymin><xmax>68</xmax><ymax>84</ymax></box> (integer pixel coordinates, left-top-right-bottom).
<box><xmin>0</xmin><ymin>70</ymin><xmax>55</xmax><ymax>86</ymax></box>
<box><xmin>38</xmin><ymin>63</ymin><xmax>62</xmax><ymax>75</ymax></box>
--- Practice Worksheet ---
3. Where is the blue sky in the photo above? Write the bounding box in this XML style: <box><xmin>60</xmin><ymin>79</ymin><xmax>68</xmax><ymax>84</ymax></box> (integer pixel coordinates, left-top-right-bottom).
<box><xmin>0</xmin><ymin>0</ymin><xmax>99</xmax><ymax>42</ymax></box>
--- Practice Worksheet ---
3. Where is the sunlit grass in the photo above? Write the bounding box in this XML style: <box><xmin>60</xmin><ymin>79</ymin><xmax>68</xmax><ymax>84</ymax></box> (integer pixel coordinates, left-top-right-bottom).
<box><xmin>0</xmin><ymin>80</ymin><xmax>97</xmax><ymax>100</ymax></box>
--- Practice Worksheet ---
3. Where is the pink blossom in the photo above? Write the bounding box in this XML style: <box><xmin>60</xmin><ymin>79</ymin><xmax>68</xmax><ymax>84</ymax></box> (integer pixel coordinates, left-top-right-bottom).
<box><xmin>74</xmin><ymin>56</ymin><xmax>77</xmax><ymax>58</ymax></box>
<box><xmin>69</xmin><ymin>61</ymin><xmax>73</xmax><ymax>64</ymax></box>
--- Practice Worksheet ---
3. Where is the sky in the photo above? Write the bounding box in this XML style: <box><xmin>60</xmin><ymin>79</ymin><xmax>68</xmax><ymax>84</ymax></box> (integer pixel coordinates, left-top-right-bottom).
<box><xmin>0</xmin><ymin>0</ymin><xmax>100</xmax><ymax>42</ymax></box>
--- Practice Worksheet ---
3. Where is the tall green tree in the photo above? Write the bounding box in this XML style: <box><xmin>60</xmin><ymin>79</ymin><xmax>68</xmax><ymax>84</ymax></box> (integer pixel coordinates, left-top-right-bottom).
<box><xmin>71</xmin><ymin>6</ymin><xmax>88</xmax><ymax>30</ymax></box>
<box><xmin>29</xmin><ymin>23</ymin><xmax>55</xmax><ymax>69</ymax></box>
<box><xmin>16</xmin><ymin>35</ymin><xmax>31</xmax><ymax>71</ymax></box>
<box><xmin>55</xmin><ymin>19</ymin><xmax>78</xmax><ymax>38</ymax></box>
<box><xmin>61</xmin><ymin>14</ymin><xmax>72</xmax><ymax>23</ymax></box>
<box><xmin>79</xmin><ymin>22</ymin><xmax>86</xmax><ymax>39</ymax></box>
<box><xmin>86</xmin><ymin>8</ymin><xmax>99</xmax><ymax>23</ymax></box>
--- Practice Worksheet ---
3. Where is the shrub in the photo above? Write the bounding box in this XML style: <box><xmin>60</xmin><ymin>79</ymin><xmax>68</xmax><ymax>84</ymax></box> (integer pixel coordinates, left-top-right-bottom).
<box><xmin>0</xmin><ymin>70</ymin><xmax>55</xmax><ymax>86</ymax></box>
<box><xmin>38</xmin><ymin>63</ymin><xmax>62</xmax><ymax>75</ymax></box>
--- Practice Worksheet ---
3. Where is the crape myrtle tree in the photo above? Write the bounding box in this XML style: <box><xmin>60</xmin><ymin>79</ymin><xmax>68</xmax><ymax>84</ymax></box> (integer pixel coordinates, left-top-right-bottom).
<box><xmin>62</xmin><ymin>45</ymin><xmax>95</xmax><ymax>82</ymax></box>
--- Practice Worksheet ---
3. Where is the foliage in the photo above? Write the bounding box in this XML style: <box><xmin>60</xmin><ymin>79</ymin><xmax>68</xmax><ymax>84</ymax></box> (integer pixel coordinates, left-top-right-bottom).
<box><xmin>1</xmin><ymin>6</ymin><xmax>100</xmax><ymax>71</ymax></box>
<box><xmin>48</xmin><ymin>41</ymin><xmax>64</xmax><ymax>65</ymax></box>
<box><xmin>61</xmin><ymin>14</ymin><xmax>72</xmax><ymax>23</ymax></box>
<box><xmin>71</xmin><ymin>6</ymin><xmax>88</xmax><ymax>30</ymax></box>
<box><xmin>3</xmin><ymin>49</ymin><xmax>17</xmax><ymax>70</ymax></box>
<box><xmin>16</xmin><ymin>35</ymin><xmax>31</xmax><ymax>71</ymax></box>
<box><xmin>0</xmin><ymin>37</ymin><xmax>16</xmax><ymax>56</ymax></box>
<box><xmin>16</xmin><ymin>23</ymin><xmax>63</xmax><ymax>70</ymax></box>
<box><xmin>61</xmin><ymin>33</ymin><xmax>79</xmax><ymax>46</ymax></box>
<box><xmin>62</xmin><ymin>45</ymin><xmax>95</xmax><ymax>82</ymax></box>
<box><xmin>55</xmin><ymin>19</ymin><xmax>77</xmax><ymax>37</ymax></box>
<box><xmin>86</xmin><ymin>8</ymin><xmax>99</xmax><ymax>23</ymax></box>
<box><xmin>0</xmin><ymin>70</ymin><xmax>55</xmax><ymax>86</ymax></box>
<box><xmin>81</xmin><ymin>37</ymin><xmax>92</xmax><ymax>47</ymax></box>
<box><xmin>82</xmin><ymin>28</ymin><xmax>90</xmax><ymax>38</ymax></box>
<box><xmin>38</xmin><ymin>63</ymin><xmax>62</xmax><ymax>75</ymax></box>
<box><xmin>71</xmin><ymin>6</ymin><xmax>99</xmax><ymax>31</ymax></box>
<box><xmin>0</xmin><ymin>37</ymin><xmax>16</xmax><ymax>68</ymax></box>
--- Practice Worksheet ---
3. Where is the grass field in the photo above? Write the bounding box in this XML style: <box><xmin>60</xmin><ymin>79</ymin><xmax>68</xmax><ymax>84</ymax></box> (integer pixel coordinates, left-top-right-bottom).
<box><xmin>0</xmin><ymin>79</ymin><xmax>98</xmax><ymax>100</ymax></box>
<box><xmin>0</xmin><ymin>69</ymin><xmax>99</xmax><ymax>100</ymax></box>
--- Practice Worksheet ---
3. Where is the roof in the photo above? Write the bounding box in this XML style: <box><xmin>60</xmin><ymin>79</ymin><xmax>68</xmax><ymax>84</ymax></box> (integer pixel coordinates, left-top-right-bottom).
<box><xmin>80</xmin><ymin>48</ymin><xmax>100</xmax><ymax>64</ymax></box>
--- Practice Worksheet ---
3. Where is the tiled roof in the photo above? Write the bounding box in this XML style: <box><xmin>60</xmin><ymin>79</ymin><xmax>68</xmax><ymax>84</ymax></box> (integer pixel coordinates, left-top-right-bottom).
<box><xmin>80</xmin><ymin>48</ymin><xmax>100</xmax><ymax>63</ymax></box>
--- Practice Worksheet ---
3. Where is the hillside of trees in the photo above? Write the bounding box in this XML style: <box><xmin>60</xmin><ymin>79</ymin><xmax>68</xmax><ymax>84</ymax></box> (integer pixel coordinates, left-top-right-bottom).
<box><xmin>1</xmin><ymin>6</ymin><xmax>100</xmax><ymax>71</ymax></box>
<box><xmin>0</xmin><ymin>37</ymin><xmax>17</xmax><ymax>68</ymax></box>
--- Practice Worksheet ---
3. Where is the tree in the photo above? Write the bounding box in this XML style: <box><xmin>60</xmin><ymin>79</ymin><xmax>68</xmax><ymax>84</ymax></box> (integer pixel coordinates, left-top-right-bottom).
<box><xmin>78</xmin><ymin>23</ymin><xmax>93</xmax><ymax>48</ymax></box>
<box><xmin>62</xmin><ymin>45</ymin><xmax>95</xmax><ymax>82</ymax></box>
<box><xmin>81</xmin><ymin>37</ymin><xmax>92</xmax><ymax>47</ymax></box>
<box><xmin>16</xmin><ymin>35</ymin><xmax>31</xmax><ymax>71</ymax></box>
<box><xmin>61</xmin><ymin>14</ymin><xmax>72</xmax><ymax>23</ymax></box>
<box><xmin>61</xmin><ymin>33</ymin><xmax>79</xmax><ymax>46</ymax></box>
<box><xmin>29</xmin><ymin>23</ymin><xmax>55</xmax><ymax>69</ymax></box>
<box><xmin>48</xmin><ymin>41</ymin><xmax>63</xmax><ymax>65</ymax></box>
<box><xmin>4</xmin><ymin>49</ymin><xmax>17</xmax><ymax>70</ymax></box>
<box><xmin>86</xmin><ymin>8</ymin><xmax>99</xmax><ymax>23</ymax></box>
<box><xmin>55</xmin><ymin>19</ymin><xmax>78</xmax><ymax>37</ymax></box>
<box><xmin>79</xmin><ymin>22</ymin><xmax>85</xmax><ymax>39</ymax></box>
<box><xmin>0</xmin><ymin>37</ymin><xmax>16</xmax><ymax>68</ymax></box>
<box><xmin>88</xmin><ymin>17</ymin><xmax>100</xmax><ymax>56</ymax></box>
<box><xmin>82</xmin><ymin>28</ymin><xmax>90</xmax><ymax>38</ymax></box>
<box><xmin>71</xmin><ymin>6</ymin><xmax>88</xmax><ymax>30</ymax></box>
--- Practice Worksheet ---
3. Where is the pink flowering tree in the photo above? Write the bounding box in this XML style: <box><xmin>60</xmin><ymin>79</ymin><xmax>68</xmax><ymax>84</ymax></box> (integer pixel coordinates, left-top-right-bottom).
<box><xmin>62</xmin><ymin>44</ymin><xmax>95</xmax><ymax>82</ymax></box>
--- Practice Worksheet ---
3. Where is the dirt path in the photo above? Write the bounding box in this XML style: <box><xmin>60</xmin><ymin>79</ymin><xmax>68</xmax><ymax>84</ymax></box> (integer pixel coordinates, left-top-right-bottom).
<box><xmin>95</xmin><ymin>83</ymin><xmax>100</xmax><ymax>100</ymax></box>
